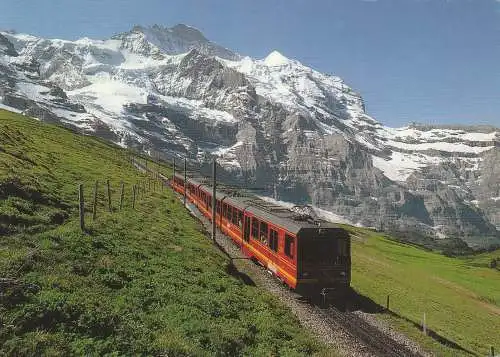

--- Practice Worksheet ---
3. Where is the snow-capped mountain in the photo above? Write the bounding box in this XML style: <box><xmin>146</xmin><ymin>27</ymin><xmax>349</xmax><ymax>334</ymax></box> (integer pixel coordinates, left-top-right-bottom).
<box><xmin>0</xmin><ymin>25</ymin><xmax>498</xmax><ymax>248</ymax></box>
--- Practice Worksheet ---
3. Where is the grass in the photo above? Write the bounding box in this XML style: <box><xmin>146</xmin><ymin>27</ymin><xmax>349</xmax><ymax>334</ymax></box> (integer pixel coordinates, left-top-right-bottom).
<box><xmin>345</xmin><ymin>225</ymin><xmax>500</xmax><ymax>356</ymax></box>
<box><xmin>464</xmin><ymin>249</ymin><xmax>500</xmax><ymax>270</ymax></box>
<box><xmin>3</xmin><ymin>109</ymin><xmax>498</xmax><ymax>357</ymax></box>
<box><xmin>0</xmin><ymin>110</ymin><xmax>328</xmax><ymax>356</ymax></box>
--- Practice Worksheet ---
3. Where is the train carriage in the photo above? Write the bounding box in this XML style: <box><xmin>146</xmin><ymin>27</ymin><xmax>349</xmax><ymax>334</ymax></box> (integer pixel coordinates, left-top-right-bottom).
<box><xmin>171</xmin><ymin>172</ymin><xmax>351</xmax><ymax>296</ymax></box>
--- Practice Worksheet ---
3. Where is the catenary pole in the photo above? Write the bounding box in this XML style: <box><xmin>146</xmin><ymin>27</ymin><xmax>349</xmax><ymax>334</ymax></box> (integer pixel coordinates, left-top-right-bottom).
<box><xmin>212</xmin><ymin>159</ymin><xmax>217</xmax><ymax>243</ymax></box>
<box><xmin>183</xmin><ymin>158</ymin><xmax>187</xmax><ymax>206</ymax></box>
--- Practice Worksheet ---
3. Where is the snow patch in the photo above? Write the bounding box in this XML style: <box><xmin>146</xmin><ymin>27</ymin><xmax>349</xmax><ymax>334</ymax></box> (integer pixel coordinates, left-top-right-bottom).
<box><xmin>385</xmin><ymin>139</ymin><xmax>494</xmax><ymax>154</ymax></box>
<box><xmin>70</xmin><ymin>73</ymin><xmax>147</xmax><ymax>114</ymax></box>
<box><xmin>258</xmin><ymin>196</ymin><xmax>353</xmax><ymax>225</ymax></box>
<box><xmin>372</xmin><ymin>152</ymin><xmax>442</xmax><ymax>182</ymax></box>
<box><xmin>264</xmin><ymin>50</ymin><xmax>290</xmax><ymax>67</ymax></box>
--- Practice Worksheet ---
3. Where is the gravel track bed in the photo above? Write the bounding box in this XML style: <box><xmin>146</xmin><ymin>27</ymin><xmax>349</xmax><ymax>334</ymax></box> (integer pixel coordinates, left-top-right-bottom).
<box><xmin>353</xmin><ymin>311</ymin><xmax>431</xmax><ymax>357</ymax></box>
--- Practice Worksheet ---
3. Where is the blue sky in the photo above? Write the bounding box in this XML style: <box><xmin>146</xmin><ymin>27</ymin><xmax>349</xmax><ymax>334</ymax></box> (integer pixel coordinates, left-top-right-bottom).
<box><xmin>1</xmin><ymin>0</ymin><xmax>499</xmax><ymax>127</ymax></box>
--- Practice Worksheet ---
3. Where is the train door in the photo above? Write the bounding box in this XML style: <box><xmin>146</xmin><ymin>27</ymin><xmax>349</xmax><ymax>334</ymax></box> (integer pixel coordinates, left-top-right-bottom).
<box><xmin>244</xmin><ymin>215</ymin><xmax>251</xmax><ymax>242</ymax></box>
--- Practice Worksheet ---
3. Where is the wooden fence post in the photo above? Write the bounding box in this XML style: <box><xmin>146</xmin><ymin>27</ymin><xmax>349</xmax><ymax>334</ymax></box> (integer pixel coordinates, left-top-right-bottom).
<box><xmin>422</xmin><ymin>312</ymin><xmax>427</xmax><ymax>335</ymax></box>
<box><xmin>386</xmin><ymin>295</ymin><xmax>390</xmax><ymax>311</ymax></box>
<box><xmin>132</xmin><ymin>185</ymin><xmax>136</xmax><ymax>209</ymax></box>
<box><xmin>107</xmin><ymin>179</ymin><xmax>112</xmax><ymax>212</ymax></box>
<box><xmin>119</xmin><ymin>181</ymin><xmax>125</xmax><ymax>210</ymax></box>
<box><xmin>79</xmin><ymin>184</ymin><xmax>84</xmax><ymax>231</ymax></box>
<box><xmin>92</xmin><ymin>180</ymin><xmax>98</xmax><ymax>221</ymax></box>
<box><xmin>491</xmin><ymin>346</ymin><xmax>495</xmax><ymax>357</ymax></box>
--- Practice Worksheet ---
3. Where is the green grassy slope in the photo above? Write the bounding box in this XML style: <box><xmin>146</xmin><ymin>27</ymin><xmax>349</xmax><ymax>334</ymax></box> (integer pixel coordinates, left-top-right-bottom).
<box><xmin>345</xmin><ymin>226</ymin><xmax>500</xmax><ymax>356</ymax></box>
<box><xmin>0</xmin><ymin>110</ymin><xmax>326</xmax><ymax>356</ymax></box>
<box><xmin>465</xmin><ymin>249</ymin><xmax>500</xmax><ymax>270</ymax></box>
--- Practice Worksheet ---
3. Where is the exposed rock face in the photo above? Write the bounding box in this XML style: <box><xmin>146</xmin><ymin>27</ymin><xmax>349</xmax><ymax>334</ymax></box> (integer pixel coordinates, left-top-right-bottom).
<box><xmin>0</xmin><ymin>25</ymin><xmax>498</xmax><ymax>248</ymax></box>
<box><xmin>472</xmin><ymin>148</ymin><xmax>500</xmax><ymax>230</ymax></box>
<box><xmin>0</xmin><ymin>33</ymin><xmax>18</xmax><ymax>57</ymax></box>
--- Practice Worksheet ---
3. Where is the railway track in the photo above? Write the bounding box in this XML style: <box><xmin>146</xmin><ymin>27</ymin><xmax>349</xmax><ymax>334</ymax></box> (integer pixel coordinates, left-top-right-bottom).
<box><xmin>315</xmin><ymin>306</ymin><xmax>424</xmax><ymax>357</ymax></box>
<box><xmin>136</xmin><ymin>160</ymin><xmax>428</xmax><ymax>357</ymax></box>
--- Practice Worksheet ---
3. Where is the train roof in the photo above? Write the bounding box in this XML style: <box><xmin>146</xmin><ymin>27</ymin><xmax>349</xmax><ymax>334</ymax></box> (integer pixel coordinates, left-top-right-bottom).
<box><xmin>175</xmin><ymin>173</ymin><xmax>341</xmax><ymax>235</ymax></box>
<box><xmin>243</xmin><ymin>199</ymin><xmax>340</xmax><ymax>235</ymax></box>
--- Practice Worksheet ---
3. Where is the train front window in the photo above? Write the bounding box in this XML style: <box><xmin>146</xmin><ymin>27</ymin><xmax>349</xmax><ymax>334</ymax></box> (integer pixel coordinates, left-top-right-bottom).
<box><xmin>303</xmin><ymin>238</ymin><xmax>348</xmax><ymax>265</ymax></box>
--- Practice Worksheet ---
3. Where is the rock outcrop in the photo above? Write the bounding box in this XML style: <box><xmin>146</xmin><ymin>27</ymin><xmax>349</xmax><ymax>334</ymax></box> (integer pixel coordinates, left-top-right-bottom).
<box><xmin>0</xmin><ymin>25</ymin><xmax>498</xmax><ymax>248</ymax></box>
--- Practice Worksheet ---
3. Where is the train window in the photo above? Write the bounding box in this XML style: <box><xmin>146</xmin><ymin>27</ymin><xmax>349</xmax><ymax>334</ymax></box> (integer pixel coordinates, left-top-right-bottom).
<box><xmin>251</xmin><ymin>218</ymin><xmax>259</xmax><ymax>238</ymax></box>
<box><xmin>285</xmin><ymin>234</ymin><xmax>294</xmax><ymax>258</ymax></box>
<box><xmin>269</xmin><ymin>229</ymin><xmax>278</xmax><ymax>252</ymax></box>
<box><xmin>217</xmin><ymin>201</ymin><xmax>221</xmax><ymax>214</ymax></box>
<box><xmin>227</xmin><ymin>205</ymin><xmax>233</xmax><ymax>221</ymax></box>
<box><xmin>238</xmin><ymin>211</ymin><xmax>243</xmax><ymax>227</ymax></box>
<box><xmin>260</xmin><ymin>221</ymin><xmax>268</xmax><ymax>244</ymax></box>
<box><xmin>232</xmin><ymin>209</ymin><xmax>239</xmax><ymax>225</ymax></box>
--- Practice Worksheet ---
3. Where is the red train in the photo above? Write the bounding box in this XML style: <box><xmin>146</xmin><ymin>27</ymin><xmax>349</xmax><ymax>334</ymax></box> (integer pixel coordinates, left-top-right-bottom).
<box><xmin>171</xmin><ymin>173</ymin><xmax>351</xmax><ymax>296</ymax></box>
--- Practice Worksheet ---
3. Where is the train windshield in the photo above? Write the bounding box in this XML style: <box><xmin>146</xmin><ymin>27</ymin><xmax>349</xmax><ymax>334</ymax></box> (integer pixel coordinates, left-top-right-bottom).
<box><xmin>302</xmin><ymin>237</ymin><xmax>348</xmax><ymax>266</ymax></box>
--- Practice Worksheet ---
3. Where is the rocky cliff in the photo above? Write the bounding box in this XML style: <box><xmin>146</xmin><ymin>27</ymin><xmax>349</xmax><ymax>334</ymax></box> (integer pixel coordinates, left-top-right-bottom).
<box><xmin>0</xmin><ymin>25</ymin><xmax>498</xmax><ymax>248</ymax></box>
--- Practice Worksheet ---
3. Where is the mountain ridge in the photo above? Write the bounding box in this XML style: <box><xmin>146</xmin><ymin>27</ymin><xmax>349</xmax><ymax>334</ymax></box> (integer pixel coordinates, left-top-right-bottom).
<box><xmin>0</xmin><ymin>24</ymin><xmax>498</xmax><ymax>248</ymax></box>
